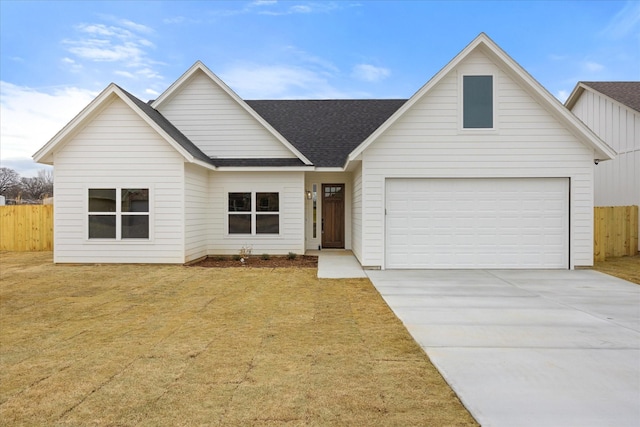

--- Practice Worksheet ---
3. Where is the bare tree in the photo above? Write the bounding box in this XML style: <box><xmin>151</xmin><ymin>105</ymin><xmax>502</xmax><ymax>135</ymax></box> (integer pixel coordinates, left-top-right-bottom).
<box><xmin>0</xmin><ymin>167</ymin><xmax>20</xmax><ymax>196</ymax></box>
<box><xmin>20</xmin><ymin>170</ymin><xmax>54</xmax><ymax>200</ymax></box>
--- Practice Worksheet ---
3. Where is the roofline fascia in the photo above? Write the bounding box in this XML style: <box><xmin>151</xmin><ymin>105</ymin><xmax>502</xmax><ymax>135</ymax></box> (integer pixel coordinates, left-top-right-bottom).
<box><xmin>150</xmin><ymin>61</ymin><xmax>313</xmax><ymax>165</ymax></box>
<box><xmin>192</xmin><ymin>159</ymin><xmax>217</xmax><ymax>171</ymax></box>
<box><xmin>214</xmin><ymin>166</ymin><xmax>315</xmax><ymax>172</ymax></box>
<box><xmin>564</xmin><ymin>82</ymin><xmax>587</xmax><ymax>111</ymax></box>
<box><xmin>312</xmin><ymin>167</ymin><xmax>346</xmax><ymax>172</ymax></box>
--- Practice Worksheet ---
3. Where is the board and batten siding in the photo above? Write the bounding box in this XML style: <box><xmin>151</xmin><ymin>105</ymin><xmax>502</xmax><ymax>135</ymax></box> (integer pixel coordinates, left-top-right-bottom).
<box><xmin>184</xmin><ymin>163</ymin><xmax>210</xmax><ymax>262</ymax></box>
<box><xmin>359</xmin><ymin>49</ymin><xmax>596</xmax><ymax>269</ymax></box>
<box><xmin>569</xmin><ymin>89</ymin><xmax>640</xmax><ymax>250</ymax></box>
<box><xmin>52</xmin><ymin>96</ymin><xmax>186</xmax><ymax>263</ymax></box>
<box><xmin>571</xmin><ymin>89</ymin><xmax>639</xmax><ymax>207</ymax></box>
<box><xmin>157</xmin><ymin>70</ymin><xmax>295</xmax><ymax>159</ymax></box>
<box><xmin>208</xmin><ymin>172</ymin><xmax>305</xmax><ymax>255</ymax></box>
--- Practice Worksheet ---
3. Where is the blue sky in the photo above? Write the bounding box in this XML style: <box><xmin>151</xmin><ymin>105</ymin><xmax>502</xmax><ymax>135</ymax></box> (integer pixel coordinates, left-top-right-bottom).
<box><xmin>1</xmin><ymin>0</ymin><xmax>639</xmax><ymax>176</ymax></box>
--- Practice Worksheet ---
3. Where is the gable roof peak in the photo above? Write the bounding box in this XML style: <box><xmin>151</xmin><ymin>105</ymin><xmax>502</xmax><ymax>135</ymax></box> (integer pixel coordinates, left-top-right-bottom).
<box><xmin>569</xmin><ymin>81</ymin><xmax>640</xmax><ymax>113</ymax></box>
<box><xmin>150</xmin><ymin>60</ymin><xmax>312</xmax><ymax>165</ymax></box>
<box><xmin>347</xmin><ymin>33</ymin><xmax>615</xmax><ymax>165</ymax></box>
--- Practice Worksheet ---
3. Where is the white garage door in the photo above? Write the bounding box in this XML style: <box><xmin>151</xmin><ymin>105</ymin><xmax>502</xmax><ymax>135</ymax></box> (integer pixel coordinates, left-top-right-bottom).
<box><xmin>385</xmin><ymin>178</ymin><xmax>569</xmax><ymax>269</ymax></box>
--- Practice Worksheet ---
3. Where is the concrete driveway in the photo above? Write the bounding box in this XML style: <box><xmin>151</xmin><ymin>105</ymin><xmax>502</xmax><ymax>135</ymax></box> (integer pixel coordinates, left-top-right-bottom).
<box><xmin>367</xmin><ymin>269</ymin><xmax>640</xmax><ymax>427</ymax></box>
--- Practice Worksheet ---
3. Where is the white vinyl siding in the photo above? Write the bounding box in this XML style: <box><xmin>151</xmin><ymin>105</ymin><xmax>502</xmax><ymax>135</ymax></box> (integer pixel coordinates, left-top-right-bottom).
<box><xmin>157</xmin><ymin>70</ymin><xmax>295</xmax><ymax>159</ymax></box>
<box><xmin>570</xmin><ymin>88</ymin><xmax>640</xmax><ymax>251</ymax></box>
<box><xmin>52</xmin><ymin>97</ymin><xmax>185</xmax><ymax>263</ymax></box>
<box><xmin>359</xmin><ymin>50</ymin><xmax>595</xmax><ymax>269</ymax></box>
<box><xmin>209</xmin><ymin>172</ymin><xmax>304</xmax><ymax>255</ymax></box>
<box><xmin>386</xmin><ymin>178</ymin><xmax>569</xmax><ymax>269</ymax></box>
<box><xmin>184</xmin><ymin>163</ymin><xmax>209</xmax><ymax>262</ymax></box>
<box><xmin>351</xmin><ymin>164</ymin><xmax>363</xmax><ymax>262</ymax></box>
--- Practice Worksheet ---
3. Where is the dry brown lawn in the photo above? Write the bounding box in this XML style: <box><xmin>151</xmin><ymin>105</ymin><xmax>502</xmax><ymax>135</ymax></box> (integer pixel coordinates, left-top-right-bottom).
<box><xmin>593</xmin><ymin>254</ymin><xmax>640</xmax><ymax>285</ymax></box>
<box><xmin>0</xmin><ymin>252</ymin><xmax>477</xmax><ymax>426</ymax></box>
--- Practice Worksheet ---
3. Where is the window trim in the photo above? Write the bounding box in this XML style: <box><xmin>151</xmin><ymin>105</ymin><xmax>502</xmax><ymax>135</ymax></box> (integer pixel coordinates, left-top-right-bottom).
<box><xmin>86</xmin><ymin>186</ymin><xmax>152</xmax><ymax>242</ymax></box>
<box><xmin>227</xmin><ymin>191</ymin><xmax>281</xmax><ymax>236</ymax></box>
<box><xmin>459</xmin><ymin>73</ymin><xmax>497</xmax><ymax>132</ymax></box>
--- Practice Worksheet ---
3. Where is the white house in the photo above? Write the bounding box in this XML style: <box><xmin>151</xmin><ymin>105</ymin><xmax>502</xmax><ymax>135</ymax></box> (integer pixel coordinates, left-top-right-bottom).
<box><xmin>565</xmin><ymin>82</ymin><xmax>639</xmax><ymax>251</ymax></box>
<box><xmin>33</xmin><ymin>33</ymin><xmax>614</xmax><ymax>269</ymax></box>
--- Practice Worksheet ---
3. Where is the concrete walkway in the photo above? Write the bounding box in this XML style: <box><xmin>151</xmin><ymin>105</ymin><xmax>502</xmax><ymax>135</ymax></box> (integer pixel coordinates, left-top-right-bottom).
<box><xmin>367</xmin><ymin>269</ymin><xmax>640</xmax><ymax>427</ymax></box>
<box><xmin>310</xmin><ymin>250</ymin><xmax>367</xmax><ymax>279</ymax></box>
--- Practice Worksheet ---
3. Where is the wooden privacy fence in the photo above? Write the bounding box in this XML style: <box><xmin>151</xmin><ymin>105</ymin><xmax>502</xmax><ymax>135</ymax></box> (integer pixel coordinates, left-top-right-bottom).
<box><xmin>0</xmin><ymin>204</ymin><xmax>638</xmax><ymax>259</ymax></box>
<box><xmin>594</xmin><ymin>205</ymin><xmax>639</xmax><ymax>262</ymax></box>
<box><xmin>0</xmin><ymin>205</ymin><xmax>53</xmax><ymax>251</ymax></box>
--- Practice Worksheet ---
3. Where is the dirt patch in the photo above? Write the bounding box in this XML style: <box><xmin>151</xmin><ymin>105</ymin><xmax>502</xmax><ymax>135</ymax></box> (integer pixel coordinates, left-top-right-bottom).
<box><xmin>190</xmin><ymin>254</ymin><xmax>318</xmax><ymax>268</ymax></box>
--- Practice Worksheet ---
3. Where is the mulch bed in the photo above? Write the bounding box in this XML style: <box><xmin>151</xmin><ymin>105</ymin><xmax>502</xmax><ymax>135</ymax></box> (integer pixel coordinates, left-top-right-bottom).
<box><xmin>190</xmin><ymin>255</ymin><xmax>318</xmax><ymax>268</ymax></box>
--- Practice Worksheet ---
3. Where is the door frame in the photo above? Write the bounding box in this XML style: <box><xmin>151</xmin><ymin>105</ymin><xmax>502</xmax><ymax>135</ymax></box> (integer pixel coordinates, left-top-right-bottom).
<box><xmin>321</xmin><ymin>183</ymin><xmax>345</xmax><ymax>249</ymax></box>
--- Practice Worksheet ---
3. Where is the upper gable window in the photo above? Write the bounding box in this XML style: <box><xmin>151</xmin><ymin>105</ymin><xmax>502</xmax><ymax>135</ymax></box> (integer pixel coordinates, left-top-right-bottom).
<box><xmin>463</xmin><ymin>75</ymin><xmax>493</xmax><ymax>129</ymax></box>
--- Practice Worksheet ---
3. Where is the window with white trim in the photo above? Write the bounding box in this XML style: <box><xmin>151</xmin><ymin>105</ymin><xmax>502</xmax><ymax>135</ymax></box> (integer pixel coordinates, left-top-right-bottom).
<box><xmin>463</xmin><ymin>75</ymin><xmax>493</xmax><ymax>129</ymax></box>
<box><xmin>88</xmin><ymin>188</ymin><xmax>149</xmax><ymax>239</ymax></box>
<box><xmin>228</xmin><ymin>192</ymin><xmax>279</xmax><ymax>235</ymax></box>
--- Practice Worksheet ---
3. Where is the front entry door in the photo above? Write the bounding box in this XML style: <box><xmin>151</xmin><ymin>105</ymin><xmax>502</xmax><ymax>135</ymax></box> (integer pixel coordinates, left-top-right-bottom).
<box><xmin>322</xmin><ymin>184</ymin><xmax>345</xmax><ymax>248</ymax></box>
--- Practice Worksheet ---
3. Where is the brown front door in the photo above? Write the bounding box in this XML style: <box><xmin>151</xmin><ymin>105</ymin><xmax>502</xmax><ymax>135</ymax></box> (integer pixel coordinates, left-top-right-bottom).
<box><xmin>322</xmin><ymin>184</ymin><xmax>345</xmax><ymax>248</ymax></box>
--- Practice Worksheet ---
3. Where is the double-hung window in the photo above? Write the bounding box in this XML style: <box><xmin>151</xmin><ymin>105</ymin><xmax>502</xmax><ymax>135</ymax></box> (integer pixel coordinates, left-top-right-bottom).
<box><xmin>88</xmin><ymin>188</ymin><xmax>149</xmax><ymax>239</ymax></box>
<box><xmin>228</xmin><ymin>192</ymin><xmax>279</xmax><ymax>235</ymax></box>
<box><xmin>463</xmin><ymin>75</ymin><xmax>493</xmax><ymax>129</ymax></box>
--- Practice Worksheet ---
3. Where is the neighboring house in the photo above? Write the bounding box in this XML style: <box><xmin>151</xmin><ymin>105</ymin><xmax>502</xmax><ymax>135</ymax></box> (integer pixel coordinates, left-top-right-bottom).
<box><xmin>33</xmin><ymin>33</ymin><xmax>614</xmax><ymax>269</ymax></box>
<box><xmin>565</xmin><ymin>82</ymin><xmax>640</xmax><ymax>251</ymax></box>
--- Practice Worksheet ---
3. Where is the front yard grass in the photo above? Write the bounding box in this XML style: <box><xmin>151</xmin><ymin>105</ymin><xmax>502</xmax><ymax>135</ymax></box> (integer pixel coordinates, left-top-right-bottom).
<box><xmin>0</xmin><ymin>252</ymin><xmax>477</xmax><ymax>426</ymax></box>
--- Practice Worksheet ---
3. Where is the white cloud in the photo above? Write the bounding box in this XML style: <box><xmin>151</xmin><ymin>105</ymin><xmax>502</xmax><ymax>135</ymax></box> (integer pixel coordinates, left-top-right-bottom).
<box><xmin>61</xmin><ymin>57</ymin><xmax>83</xmax><ymax>73</ymax></box>
<box><xmin>115</xmin><ymin>70</ymin><xmax>136</xmax><ymax>78</ymax></box>
<box><xmin>556</xmin><ymin>90</ymin><xmax>570</xmax><ymax>103</ymax></box>
<box><xmin>600</xmin><ymin>1</ymin><xmax>640</xmax><ymax>39</ymax></box>
<box><xmin>145</xmin><ymin>88</ymin><xmax>160</xmax><ymax>96</ymax></box>
<box><xmin>351</xmin><ymin>64</ymin><xmax>390</xmax><ymax>82</ymax></box>
<box><xmin>118</xmin><ymin>19</ymin><xmax>154</xmax><ymax>34</ymax></box>
<box><xmin>283</xmin><ymin>46</ymin><xmax>340</xmax><ymax>74</ymax></box>
<box><xmin>0</xmin><ymin>82</ymin><xmax>96</xmax><ymax>177</ymax></box>
<box><xmin>62</xmin><ymin>18</ymin><xmax>162</xmax><ymax>83</ymax></box>
<box><xmin>217</xmin><ymin>1</ymin><xmax>348</xmax><ymax>16</ymax></box>
<box><xmin>251</xmin><ymin>0</ymin><xmax>278</xmax><ymax>6</ymax></box>
<box><xmin>583</xmin><ymin>61</ymin><xmax>605</xmax><ymax>73</ymax></box>
<box><xmin>221</xmin><ymin>64</ymin><xmax>353</xmax><ymax>99</ymax></box>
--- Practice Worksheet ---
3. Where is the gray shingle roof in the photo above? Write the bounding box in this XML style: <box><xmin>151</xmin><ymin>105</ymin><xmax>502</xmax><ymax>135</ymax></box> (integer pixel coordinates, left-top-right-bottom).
<box><xmin>247</xmin><ymin>99</ymin><xmax>406</xmax><ymax>167</ymax></box>
<box><xmin>117</xmin><ymin>85</ymin><xmax>214</xmax><ymax>165</ymax></box>
<box><xmin>582</xmin><ymin>82</ymin><xmax>640</xmax><ymax>113</ymax></box>
<box><xmin>119</xmin><ymin>87</ymin><xmax>406</xmax><ymax>168</ymax></box>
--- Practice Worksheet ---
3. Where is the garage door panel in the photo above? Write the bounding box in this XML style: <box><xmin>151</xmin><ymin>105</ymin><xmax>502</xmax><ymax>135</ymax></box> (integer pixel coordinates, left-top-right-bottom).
<box><xmin>385</xmin><ymin>178</ymin><xmax>569</xmax><ymax>269</ymax></box>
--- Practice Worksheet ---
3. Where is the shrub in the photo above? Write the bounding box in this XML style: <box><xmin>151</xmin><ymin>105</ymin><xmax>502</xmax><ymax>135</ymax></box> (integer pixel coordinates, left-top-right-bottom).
<box><xmin>239</xmin><ymin>245</ymin><xmax>252</xmax><ymax>259</ymax></box>
<box><xmin>232</xmin><ymin>254</ymin><xmax>241</xmax><ymax>261</ymax></box>
<box><xmin>287</xmin><ymin>252</ymin><xmax>297</xmax><ymax>260</ymax></box>
<box><xmin>261</xmin><ymin>253</ymin><xmax>270</xmax><ymax>260</ymax></box>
